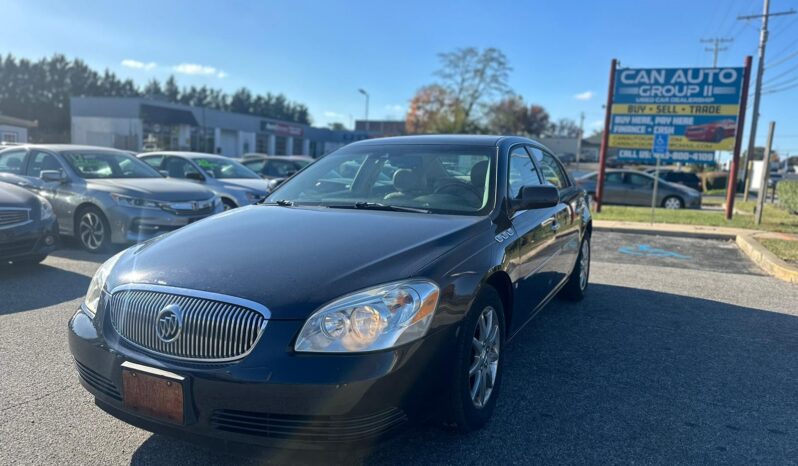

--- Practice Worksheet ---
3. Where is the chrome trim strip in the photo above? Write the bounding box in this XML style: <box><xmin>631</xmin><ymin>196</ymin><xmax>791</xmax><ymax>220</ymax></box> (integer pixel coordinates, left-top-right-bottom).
<box><xmin>108</xmin><ymin>283</ymin><xmax>270</xmax><ymax>363</ymax></box>
<box><xmin>109</xmin><ymin>283</ymin><xmax>271</xmax><ymax>319</ymax></box>
<box><xmin>121</xmin><ymin>361</ymin><xmax>185</xmax><ymax>381</ymax></box>
<box><xmin>0</xmin><ymin>207</ymin><xmax>32</xmax><ymax>230</ymax></box>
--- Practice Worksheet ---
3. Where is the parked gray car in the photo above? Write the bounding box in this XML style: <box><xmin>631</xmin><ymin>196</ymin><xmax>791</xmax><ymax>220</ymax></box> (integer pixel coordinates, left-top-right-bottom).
<box><xmin>0</xmin><ymin>145</ymin><xmax>223</xmax><ymax>252</ymax></box>
<box><xmin>575</xmin><ymin>169</ymin><xmax>701</xmax><ymax>209</ymax></box>
<box><xmin>138</xmin><ymin>152</ymin><xmax>270</xmax><ymax>210</ymax></box>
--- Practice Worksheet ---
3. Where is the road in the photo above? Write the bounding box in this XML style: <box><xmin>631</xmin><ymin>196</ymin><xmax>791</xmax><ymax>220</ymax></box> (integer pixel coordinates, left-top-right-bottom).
<box><xmin>1</xmin><ymin>232</ymin><xmax>797</xmax><ymax>465</ymax></box>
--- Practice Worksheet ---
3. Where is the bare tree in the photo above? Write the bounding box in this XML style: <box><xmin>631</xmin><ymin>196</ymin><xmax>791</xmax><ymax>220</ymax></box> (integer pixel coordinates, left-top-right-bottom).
<box><xmin>434</xmin><ymin>47</ymin><xmax>511</xmax><ymax>132</ymax></box>
<box><xmin>549</xmin><ymin>118</ymin><xmax>580</xmax><ymax>138</ymax></box>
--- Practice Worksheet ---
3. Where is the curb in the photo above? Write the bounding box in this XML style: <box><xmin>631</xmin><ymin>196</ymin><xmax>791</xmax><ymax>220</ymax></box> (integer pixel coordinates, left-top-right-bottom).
<box><xmin>735</xmin><ymin>235</ymin><xmax>798</xmax><ymax>285</ymax></box>
<box><xmin>593</xmin><ymin>220</ymin><xmax>798</xmax><ymax>284</ymax></box>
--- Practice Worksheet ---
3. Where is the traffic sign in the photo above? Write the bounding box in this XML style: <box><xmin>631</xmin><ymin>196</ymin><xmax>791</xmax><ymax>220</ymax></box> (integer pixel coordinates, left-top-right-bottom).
<box><xmin>652</xmin><ymin>134</ymin><xmax>669</xmax><ymax>155</ymax></box>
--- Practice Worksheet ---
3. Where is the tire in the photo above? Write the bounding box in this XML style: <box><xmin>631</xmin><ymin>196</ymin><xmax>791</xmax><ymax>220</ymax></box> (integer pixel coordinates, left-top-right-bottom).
<box><xmin>221</xmin><ymin>198</ymin><xmax>238</xmax><ymax>211</ymax></box>
<box><xmin>445</xmin><ymin>286</ymin><xmax>505</xmax><ymax>432</ymax></box>
<box><xmin>662</xmin><ymin>196</ymin><xmax>684</xmax><ymax>209</ymax></box>
<box><xmin>560</xmin><ymin>235</ymin><xmax>591</xmax><ymax>301</ymax></box>
<box><xmin>76</xmin><ymin>206</ymin><xmax>111</xmax><ymax>253</ymax></box>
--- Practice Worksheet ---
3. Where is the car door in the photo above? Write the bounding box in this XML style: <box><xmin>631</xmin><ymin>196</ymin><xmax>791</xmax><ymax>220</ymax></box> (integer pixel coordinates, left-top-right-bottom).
<box><xmin>505</xmin><ymin>145</ymin><xmax>558</xmax><ymax>324</ymax></box>
<box><xmin>601</xmin><ymin>171</ymin><xmax>627</xmax><ymax>205</ymax></box>
<box><xmin>624</xmin><ymin>172</ymin><xmax>655</xmax><ymax>206</ymax></box>
<box><xmin>529</xmin><ymin>147</ymin><xmax>581</xmax><ymax>283</ymax></box>
<box><xmin>23</xmin><ymin>150</ymin><xmax>74</xmax><ymax>232</ymax></box>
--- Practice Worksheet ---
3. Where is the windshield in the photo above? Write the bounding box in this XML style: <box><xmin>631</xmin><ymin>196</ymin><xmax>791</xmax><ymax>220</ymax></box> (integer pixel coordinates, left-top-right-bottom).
<box><xmin>269</xmin><ymin>144</ymin><xmax>495</xmax><ymax>215</ymax></box>
<box><xmin>63</xmin><ymin>151</ymin><xmax>161</xmax><ymax>179</ymax></box>
<box><xmin>194</xmin><ymin>158</ymin><xmax>260</xmax><ymax>179</ymax></box>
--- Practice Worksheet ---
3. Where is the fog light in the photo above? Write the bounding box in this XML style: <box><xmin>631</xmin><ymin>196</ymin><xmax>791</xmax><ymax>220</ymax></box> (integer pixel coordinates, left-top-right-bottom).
<box><xmin>44</xmin><ymin>235</ymin><xmax>55</xmax><ymax>246</ymax></box>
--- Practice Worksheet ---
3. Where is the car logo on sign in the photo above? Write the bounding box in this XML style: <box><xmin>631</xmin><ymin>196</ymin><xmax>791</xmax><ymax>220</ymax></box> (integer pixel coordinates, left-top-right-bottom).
<box><xmin>156</xmin><ymin>304</ymin><xmax>183</xmax><ymax>343</ymax></box>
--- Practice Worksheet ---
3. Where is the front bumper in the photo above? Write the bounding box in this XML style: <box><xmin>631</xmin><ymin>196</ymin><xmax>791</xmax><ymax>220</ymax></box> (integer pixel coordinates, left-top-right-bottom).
<box><xmin>0</xmin><ymin>216</ymin><xmax>58</xmax><ymax>261</ymax></box>
<box><xmin>104</xmin><ymin>203</ymin><xmax>223</xmax><ymax>245</ymax></box>
<box><xmin>68</xmin><ymin>307</ymin><xmax>455</xmax><ymax>449</ymax></box>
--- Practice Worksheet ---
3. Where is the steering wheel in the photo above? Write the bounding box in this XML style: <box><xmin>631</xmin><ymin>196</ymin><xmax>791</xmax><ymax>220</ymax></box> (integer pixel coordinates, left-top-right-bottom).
<box><xmin>433</xmin><ymin>179</ymin><xmax>482</xmax><ymax>199</ymax></box>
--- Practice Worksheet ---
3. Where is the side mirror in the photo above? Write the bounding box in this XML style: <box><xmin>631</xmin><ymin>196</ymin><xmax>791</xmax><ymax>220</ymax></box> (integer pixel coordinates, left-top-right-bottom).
<box><xmin>159</xmin><ymin>170</ymin><xmax>169</xmax><ymax>177</ymax></box>
<box><xmin>511</xmin><ymin>185</ymin><xmax>559</xmax><ymax>212</ymax></box>
<box><xmin>40</xmin><ymin>170</ymin><xmax>66</xmax><ymax>183</ymax></box>
<box><xmin>185</xmin><ymin>172</ymin><xmax>205</xmax><ymax>181</ymax></box>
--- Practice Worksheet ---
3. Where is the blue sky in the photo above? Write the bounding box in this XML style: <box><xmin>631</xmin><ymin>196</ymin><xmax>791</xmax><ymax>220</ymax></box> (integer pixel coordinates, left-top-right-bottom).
<box><xmin>3</xmin><ymin>0</ymin><xmax>798</xmax><ymax>156</ymax></box>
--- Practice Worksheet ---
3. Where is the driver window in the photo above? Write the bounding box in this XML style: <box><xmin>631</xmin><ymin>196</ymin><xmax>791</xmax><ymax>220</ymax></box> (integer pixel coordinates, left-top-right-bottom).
<box><xmin>507</xmin><ymin>146</ymin><xmax>541</xmax><ymax>199</ymax></box>
<box><xmin>529</xmin><ymin>147</ymin><xmax>569</xmax><ymax>189</ymax></box>
<box><xmin>164</xmin><ymin>157</ymin><xmax>200</xmax><ymax>179</ymax></box>
<box><xmin>27</xmin><ymin>151</ymin><xmax>63</xmax><ymax>178</ymax></box>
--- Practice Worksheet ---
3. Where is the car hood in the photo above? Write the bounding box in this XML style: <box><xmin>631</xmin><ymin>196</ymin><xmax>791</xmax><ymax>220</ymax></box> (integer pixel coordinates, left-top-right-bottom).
<box><xmin>109</xmin><ymin>205</ymin><xmax>488</xmax><ymax>319</ymax></box>
<box><xmin>0</xmin><ymin>180</ymin><xmax>37</xmax><ymax>208</ymax></box>
<box><xmin>214</xmin><ymin>178</ymin><xmax>271</xmax><ymax>193</ymax></box>
<box><xmin>87</xmin><ymin>178</ymin><xmax>214</xmax><ymax>201</ymax></box>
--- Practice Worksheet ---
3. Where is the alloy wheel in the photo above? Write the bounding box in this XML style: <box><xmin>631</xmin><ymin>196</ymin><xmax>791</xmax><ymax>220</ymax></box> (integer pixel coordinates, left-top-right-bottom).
<box><xmin>79</xmin><ymin>212</ymin><xmax>105</xmax><ymax>251</ymax></box>
<box><xmin>469</xmin><ymin>306</ymin><xmax>500</xmax><ymax>408</ymax></box>
<box><xmin>663</xmin><ymin>197</ymin><xmax>682</xmax><ymax>209</ymax></box>
<box><xmin>579</xmin><ymin>239</ymin><xmax>590</xmax><ymax>290</ymax></box>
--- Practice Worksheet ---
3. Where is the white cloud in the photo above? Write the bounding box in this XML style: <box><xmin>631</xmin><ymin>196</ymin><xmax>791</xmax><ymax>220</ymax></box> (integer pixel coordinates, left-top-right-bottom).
<box><xmin>384</xmin><ymin>104</ymin><xmax>406</xmax><ymax>115</ymax></box>
<box><xmin>173</xmin><ymin>63</ymin><xmax>227</xmax><ymax>78</ymax></box>
<box><xmin>574</xmin><ymin>91</ymin><xmax>594</xmax><ymax>101</ymax></box>
<box><xmin>121</xmin><ymin>59</ymin><xmax>156</xmax><ymax>70</ymax></box>
<box><xmin>324</xmin><ymin>111</ymin><xmax>346</xmax><ymax>119</ymax></box>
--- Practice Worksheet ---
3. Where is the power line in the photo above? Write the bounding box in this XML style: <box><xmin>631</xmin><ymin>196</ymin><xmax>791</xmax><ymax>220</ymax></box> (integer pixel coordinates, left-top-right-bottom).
<box><xmin>767</xmin><ymin>48</ymin><xmax>798</xmax><ymax>68</ymax></box>
<box><xmin>763</xmin><ymin>62</ymin><xmax>798</xmax><ymax>86</ymax></box>
<box><xmin>700</xmin><ymin>38</ymin><xmax>734</xmax><ymax>66</ymax></box>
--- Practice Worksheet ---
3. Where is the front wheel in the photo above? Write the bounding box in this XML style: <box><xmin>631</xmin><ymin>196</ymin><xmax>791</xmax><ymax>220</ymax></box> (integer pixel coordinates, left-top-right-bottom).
<box><xmin>560</xmin><ymin>235</ymin><xmax>590</xmax><ymax>301</ymax></box>
<box><xmin>76</xmin><ymin>207</ymin><xmax>111</xmax><ymax>253</ymax></box>
<box><xmin>446</xmin><ymin>286</ymin><xmax>505</xmax><ymax>432</ymax></box>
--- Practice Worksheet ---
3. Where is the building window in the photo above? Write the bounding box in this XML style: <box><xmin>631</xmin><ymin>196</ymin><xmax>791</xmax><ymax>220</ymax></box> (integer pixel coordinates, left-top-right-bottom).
<box><xmin>190</xmin><ymin>127</ymin><xmax>214</xmax><ymax>153</ymax></box>
<box><xmin>256</xmin><ymin>134</ymin><xmax>269</xmax><ymax>153</ymax></box>
<box><xmin>275</xmin><ymin>136</ymin><xmax>287</xmax><ymax>155</ymax></box>
<box><xmin>2</xmin><ymin>132</ymin><xmax>18</xmax><ymax>143</ymax></box>
<box><xmin>293</xmin><ymin>137</ymin><xmax>303</xmax><ymax>155</ymax></box>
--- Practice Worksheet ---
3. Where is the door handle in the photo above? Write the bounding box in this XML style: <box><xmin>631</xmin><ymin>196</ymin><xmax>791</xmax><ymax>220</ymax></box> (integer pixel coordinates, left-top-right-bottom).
<box><xmin>550</xmin><ymin>219</ymin><xmax>560</xmax><ymax>232</ymax></box>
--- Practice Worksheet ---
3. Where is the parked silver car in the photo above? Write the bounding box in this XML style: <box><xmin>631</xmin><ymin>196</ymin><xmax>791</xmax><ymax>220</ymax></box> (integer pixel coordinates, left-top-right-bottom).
<box><xmin>138</xmin><ymin>152</ymin><xmax>270</xmax><ymax>210</ymax></box>
<box><xmin>575</xmin><ymin>169</ymin><xmax>702</xmax><ymax>209</ymax></box>
<box><xmin>0</xmin><ymin>145</ymin><xmax>222</xmax><ymax>252</ymax></box>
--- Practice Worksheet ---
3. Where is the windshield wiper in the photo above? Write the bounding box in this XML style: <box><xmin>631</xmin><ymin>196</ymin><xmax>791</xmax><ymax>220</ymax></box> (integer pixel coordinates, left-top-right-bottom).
<box><xmin>261</xmin><ymin>199</ymin><xmax>294</xmax><ymax>206</ymax></box>
<box><xmin>327</xmin><ymin>202</ymin><xmax>429</xmax><ymax>213</ymax></box>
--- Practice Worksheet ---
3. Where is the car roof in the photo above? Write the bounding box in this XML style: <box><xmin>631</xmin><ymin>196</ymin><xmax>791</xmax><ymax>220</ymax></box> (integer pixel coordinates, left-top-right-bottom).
<box><xmin>350</xmin><ymin>134</ymin><xmax>517</xmax><ymax>147</ymax></box>
<box><xmin>138</xmin><ymin>151</ymin><xmax>229</xmax><ymax>161</ymax></box>
<box><xmin>0</xmin><ymin>144</ymin><xmax>132</xmax><ymax>153</ymax></box>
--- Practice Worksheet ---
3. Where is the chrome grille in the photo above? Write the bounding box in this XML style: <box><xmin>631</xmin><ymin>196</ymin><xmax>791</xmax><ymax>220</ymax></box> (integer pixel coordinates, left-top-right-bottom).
<box><xmin>0</xmin><ymin>208</ymin><xmax>30</xmax><ymax>228</ymax></box>
<box><xmin>109</xmin><ymin>286</ymin><xmax>268</xmax><ymax>362</ymax></box>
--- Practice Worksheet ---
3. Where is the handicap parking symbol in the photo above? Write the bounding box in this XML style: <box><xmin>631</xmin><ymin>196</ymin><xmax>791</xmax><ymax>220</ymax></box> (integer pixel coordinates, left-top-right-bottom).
<box><xmin>652</xmin><ymin>134</ymin><xmax>669</xmax><ymax>155</ymax></box>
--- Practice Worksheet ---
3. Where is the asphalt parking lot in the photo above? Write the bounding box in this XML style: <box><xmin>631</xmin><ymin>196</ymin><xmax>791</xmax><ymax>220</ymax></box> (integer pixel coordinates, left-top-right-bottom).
<box><xmin>1</xmin><ymin>232</ymin><xmax>797</xmax><ymax>465</ymax></box>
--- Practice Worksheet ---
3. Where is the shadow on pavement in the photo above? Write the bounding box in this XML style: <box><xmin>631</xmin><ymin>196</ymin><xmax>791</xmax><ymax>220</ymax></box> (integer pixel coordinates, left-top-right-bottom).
<box><xmin>129</xmin><ymin>283</ymin><xmax>798</xmax><ymax>464</ymax></box>
<box><xmin>0</xmin><ymin>263</ymin><xmax>91</xmax><ymax>315</ymax></box>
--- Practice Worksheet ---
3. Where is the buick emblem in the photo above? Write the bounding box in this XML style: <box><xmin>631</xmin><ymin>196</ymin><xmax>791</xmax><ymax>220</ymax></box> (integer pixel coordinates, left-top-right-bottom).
<box><xmin>156</xmin><ymin>304</ymin><xmax>183</xmax><ymax>343</ymax></box>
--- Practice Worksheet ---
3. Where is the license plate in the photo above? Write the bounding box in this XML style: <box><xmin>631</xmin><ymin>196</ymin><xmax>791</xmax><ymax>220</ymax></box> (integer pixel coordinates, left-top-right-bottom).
<box><xmin>122</xmin><ymin>366</ymin><xmax>184</xmax><ymax>424</ymax></box>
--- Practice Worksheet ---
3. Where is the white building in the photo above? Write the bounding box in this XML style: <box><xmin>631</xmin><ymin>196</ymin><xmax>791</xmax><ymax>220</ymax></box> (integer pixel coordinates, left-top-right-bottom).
<box><xmin>0</xmin><ymin>115</ymin><xmax>37</xmax><ymax>143</ymax></box>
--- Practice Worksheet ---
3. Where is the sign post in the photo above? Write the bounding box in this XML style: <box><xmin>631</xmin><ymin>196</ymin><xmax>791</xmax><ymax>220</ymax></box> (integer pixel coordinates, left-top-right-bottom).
<box><xmin>725</xmin><ymin>56</ymin><xmax>753</xmax><ymax>220</ymax></box>
<box><xmin>650</xmin><ymin>133</ymin><xmax>669</xmax><ymax>223</ymax></box>
<box><xmin>755</xmin><ymin>121</ymin><xmax>775</xmax><ymax>226</ymax></box>
<box><xmin>595</xmin><ymin>58</ymin><xmax>618</xmax><ymax>213</ymax></box>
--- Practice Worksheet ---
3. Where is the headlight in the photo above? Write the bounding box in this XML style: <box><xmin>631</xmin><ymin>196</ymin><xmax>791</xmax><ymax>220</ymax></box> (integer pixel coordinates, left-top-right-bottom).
<box><xmin>295</xmin><ymin>280</ymin><xmax>440</xmax><ymax>353</ymax></box>
<box><xmin>111</xmin><ymin>193</ymin><xmax>162</xmax><ymax>210</ymax></box>
<box><xmin>82</xmin><ymin>250</ymin><xmax>125</xmax><ymax>318</ymax></box>
<box><xmin>38</xmin><ymin>196</ymin><xmax>54</xmax><ymax>220</ymax></box>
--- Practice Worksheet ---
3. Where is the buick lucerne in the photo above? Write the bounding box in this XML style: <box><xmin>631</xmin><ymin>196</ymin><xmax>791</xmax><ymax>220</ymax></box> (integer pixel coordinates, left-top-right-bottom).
<box><xmin>68</xmin><ymin>135</ymin><xmax>592</xmax><ymax>449</ymax></box>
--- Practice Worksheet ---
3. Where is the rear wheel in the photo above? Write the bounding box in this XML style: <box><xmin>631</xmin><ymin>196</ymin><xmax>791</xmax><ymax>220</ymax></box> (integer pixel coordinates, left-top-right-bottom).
<box><xmin>560</xmin><ymin>235</ymin><xmax>590</xmax><ymax>301</ymax></box>
<box><xmin>446</xmin><ymin>286</ymin><xmax>505</xmax><ymax>432</ymax></box>
<box><xmin>76</xmin><ymin>206</ymin><xmax>111</xmax><ymax>253</ymax></box>
<box><xmin>662</xmin><ymin>196</ymin><xmax>684</xmax><ymax>209</ymax></box>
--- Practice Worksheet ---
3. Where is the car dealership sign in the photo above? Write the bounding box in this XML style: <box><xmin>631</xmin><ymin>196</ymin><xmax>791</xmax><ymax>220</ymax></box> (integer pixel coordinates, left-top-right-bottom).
<box><xmin>608</xmin><ymin>67</ymin><xmax>745</xmax><ymax>164</ymax></box>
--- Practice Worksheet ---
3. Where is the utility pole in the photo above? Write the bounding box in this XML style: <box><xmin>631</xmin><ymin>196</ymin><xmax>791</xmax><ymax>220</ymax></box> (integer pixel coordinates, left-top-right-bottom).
<box><xmin>701</xmin><ymin>37</ymin><xmax>733</xmax><ymax>67</ymax></box>
<box><xmin>575</xmin><ymin>111</ymin><xmax>585</xmax><ymax>171</ymax></box>
<box><xmin>755</xmin><ymin>121</ymin><xmax>775</xmax><ymax>225</ymax></box>
<box><xmin>739</xmin><ymin>0</ymin><xmax>796</xmax><ymax>201</ymax></box>
<box><xmin>358</xmin><ymin>89</ymin><xmax>370</xmax><ymax>132</ymax></box>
